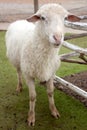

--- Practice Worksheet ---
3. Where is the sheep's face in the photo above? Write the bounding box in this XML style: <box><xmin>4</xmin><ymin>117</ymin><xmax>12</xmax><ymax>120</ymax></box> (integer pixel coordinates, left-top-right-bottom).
<box><xmin>27</xmin><ymin>4</ymin><xmax>81</xmax><ymax>47</ymax></box>
<box><xmin>37</xmin><ymin>13</ymin><xmax>65</xmax><ymax>47</ymax></box>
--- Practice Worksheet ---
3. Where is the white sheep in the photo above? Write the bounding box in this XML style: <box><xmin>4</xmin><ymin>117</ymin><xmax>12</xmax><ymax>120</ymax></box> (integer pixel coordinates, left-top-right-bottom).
<box><xmin>5</xmin><ymin>3</ymin><xmax>80</xmax><ymax>126</ymax></box>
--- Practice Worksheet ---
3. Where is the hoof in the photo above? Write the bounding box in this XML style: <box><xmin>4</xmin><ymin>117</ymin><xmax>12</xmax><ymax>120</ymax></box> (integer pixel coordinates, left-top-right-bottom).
<box><xmin>51</xmin><ymin>110</ymin><xmax>60</xmax><ymax>119</ymax></box>
<box><xmin>50</xmin><ymin>106</ymin><xmax>60</xmax><ymax>119</ymax></box>
<box><xmin>16</xmin><ymin>85</ymin><xmax>23</xmax><ymax>93</ymax></box>
<box><xmin>27</xmin><ymin>112</ymin><xmax>35</xmax><ymax>126</ymax></box>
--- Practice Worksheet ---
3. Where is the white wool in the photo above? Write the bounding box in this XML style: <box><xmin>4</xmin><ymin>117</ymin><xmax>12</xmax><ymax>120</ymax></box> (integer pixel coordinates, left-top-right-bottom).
<box><xmin>6</xmin><ymin>20</ymin><xmax>35</xmax><ymax>68</ymax></box>
<box><xmin>21</xmin><ymin>37</ymin><xmax>61</xmax><ymax>81</ymax></box>
<box><xmin>6</xmin><ymin>3</ymin><xmax>68</xmax><ymax>82</ymax></box>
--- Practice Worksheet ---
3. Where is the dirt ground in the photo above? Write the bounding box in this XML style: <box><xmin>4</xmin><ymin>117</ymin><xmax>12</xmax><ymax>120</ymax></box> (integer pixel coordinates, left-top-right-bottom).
<box><xmin>0</xmin><ymin>0</ymin><xmax>87</xmax><ymax>106</ymax></box>
<box><xmin>0</xmin><ymin>0</ymin><xmax>87</xmax><ymax>32</ymax></box>
<box><xmin>55</xmin><ymin>71</ymin><xmax>87</xmax><ymax>107</ymax></box>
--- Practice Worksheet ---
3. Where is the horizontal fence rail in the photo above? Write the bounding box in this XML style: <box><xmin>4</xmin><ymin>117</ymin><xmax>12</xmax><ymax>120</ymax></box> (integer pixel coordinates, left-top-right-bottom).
<box><xmin>54</xmin><ymin>76</ymin><xmax>87</xmax><ymax>99</ymax></box>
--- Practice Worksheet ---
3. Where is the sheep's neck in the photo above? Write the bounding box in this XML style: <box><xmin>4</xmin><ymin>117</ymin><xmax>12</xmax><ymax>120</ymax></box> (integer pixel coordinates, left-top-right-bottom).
<box><xmin>33</xmin><ymin>28</ymin><xmax>60</xmax><ymax>55</ymax></box>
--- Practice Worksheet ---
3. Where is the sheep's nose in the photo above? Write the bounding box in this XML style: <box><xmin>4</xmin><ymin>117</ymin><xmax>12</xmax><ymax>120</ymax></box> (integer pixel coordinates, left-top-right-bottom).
<box><xmin>53</xmin><ymin>34</ymin><xmax>62</xmax><ymax>46</ymax></box>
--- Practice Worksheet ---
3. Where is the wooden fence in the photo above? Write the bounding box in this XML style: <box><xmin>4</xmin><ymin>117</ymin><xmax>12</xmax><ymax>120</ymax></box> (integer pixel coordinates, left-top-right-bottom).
<box><xmin>55</xmin><ymin>16</ymin><xmax>87</xmax><ymax>99</ymax></box>
<box><xmin>34</xmin><ymin>0</ymin><xmax>38</xmax><ymax>13</ymax></box>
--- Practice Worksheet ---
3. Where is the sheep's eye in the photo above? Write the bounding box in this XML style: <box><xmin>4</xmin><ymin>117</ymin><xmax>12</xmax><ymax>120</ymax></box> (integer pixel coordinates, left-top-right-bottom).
<box><xmin>40</xmin><ymin>16</ymin><xmax>46</xmax><ymax>21</ymax></box>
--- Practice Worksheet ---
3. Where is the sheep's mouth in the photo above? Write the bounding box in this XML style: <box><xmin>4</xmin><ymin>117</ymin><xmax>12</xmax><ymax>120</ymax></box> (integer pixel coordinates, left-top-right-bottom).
<box><xmin>54</xmin><ymin>43</ymin><xmax>61</xmax><ymax>47</ymax></box>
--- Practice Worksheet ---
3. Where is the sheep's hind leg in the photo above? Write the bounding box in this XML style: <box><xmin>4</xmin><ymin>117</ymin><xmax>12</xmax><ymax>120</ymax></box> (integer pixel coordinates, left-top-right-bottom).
<box><xmin>26</xmin><ymin>78</ymin><xmax>36</xmax><ymax>126</ymax></box>
<box><xmin>16</xmin><ymin>68</ymin><xmax>23</xmax><ymax>93</ymax></box>
<box><xmin>46</xmin><ymin>78</ymin><xmax>60</xmax><ymax>118</ymax></box>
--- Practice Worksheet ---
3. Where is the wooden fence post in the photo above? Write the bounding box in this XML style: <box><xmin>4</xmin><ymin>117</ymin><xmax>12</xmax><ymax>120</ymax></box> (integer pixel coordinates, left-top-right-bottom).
<box><xmin>34</xmin><ymin>0</ymin><xmax>38</xmax><ymax>13</ymax></box>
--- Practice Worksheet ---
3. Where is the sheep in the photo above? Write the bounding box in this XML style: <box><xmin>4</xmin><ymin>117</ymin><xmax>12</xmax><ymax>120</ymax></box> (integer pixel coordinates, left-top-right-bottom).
<box><xmin>5</xmin><ymin>3</ymin><xmax>80</xmax><ymax>126</ymax></box>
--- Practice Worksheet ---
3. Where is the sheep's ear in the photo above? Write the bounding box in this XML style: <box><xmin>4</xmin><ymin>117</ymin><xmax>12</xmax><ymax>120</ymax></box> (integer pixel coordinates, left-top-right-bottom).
<box><xmin>27</xmin><ymin>15</ymin><xmax>40</xmax><ymax>22</ymax></box>
<box><xmin>65</xmin><ymin>14</ymin><xmax>81</xmax><ymax>22</ymax></box>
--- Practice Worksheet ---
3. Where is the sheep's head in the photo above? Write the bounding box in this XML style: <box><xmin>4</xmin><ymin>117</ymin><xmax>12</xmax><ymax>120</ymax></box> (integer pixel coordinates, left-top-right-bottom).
<box><xmin>27</xmin><ymin>3</ymin><xmax>81</xmax><ymax>47</ymax></box>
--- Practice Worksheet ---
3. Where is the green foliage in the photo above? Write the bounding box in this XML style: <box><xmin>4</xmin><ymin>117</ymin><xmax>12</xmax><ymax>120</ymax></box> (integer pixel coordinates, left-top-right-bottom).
<box><xmin>0</xmin><ymin>31</ymin><xmax>87</xmax><ymax>130</ymax></box>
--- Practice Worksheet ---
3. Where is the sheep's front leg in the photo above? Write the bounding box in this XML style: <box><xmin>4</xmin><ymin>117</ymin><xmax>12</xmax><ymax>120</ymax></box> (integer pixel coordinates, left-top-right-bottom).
<box><xmin>46</xmin><ymin>78</ymin><xmax>60</xmax><ymax>118</ymax></box>
<box><xmin>26</xmin><ymin>78</ymin><xmax>36</xmax><ymax>126</ymax></box>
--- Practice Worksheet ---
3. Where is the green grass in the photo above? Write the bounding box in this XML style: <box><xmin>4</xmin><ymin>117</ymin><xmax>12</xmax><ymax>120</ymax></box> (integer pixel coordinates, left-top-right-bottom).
<box><xmin>57</xmin><ymin>36</ymin><xmax>87</xmax><ymax>77</ymax></box>
<box><xmin>0</xmin><ymin>31</ymin><xmax>87</xmax><ymax>130</ymax></box>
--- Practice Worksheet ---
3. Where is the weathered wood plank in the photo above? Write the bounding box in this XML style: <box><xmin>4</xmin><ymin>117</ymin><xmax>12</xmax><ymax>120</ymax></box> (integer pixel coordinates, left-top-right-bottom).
<box><xmin>54</xmin><ymin>76</ymin><xmax>87</xmax><ymax>98</ymax></box>
<box><xmin>61</xmin><ymin>58</ymin><xmax>87</xmax><ymax>65</ymax></box>
<box><xmin>63</xmin><ymin>41</ymin><xmax>87</xmax><ymax>55</ymax></box>
<box><xmin>34</xmin><ymin>0</ymin><xmax>38</xmax><ymax>13</ymax></box>
<box><xmin>60</xmin><ymin>52</ymin><xmax>80</xmax><ymax>59</ymax></box>
<box><xmin>79</xmin><ymin>15</ymin><xmax>87</xmax><ymax>20</ymax></box>
<box><xmin>65</xmin><ymin>21</ymin><xmax>87</xmax><ymax>31</ymax></box>
<box><xmin>64</xmin><ymin>33</ymin><xmax>87</xmax><ymax>40</ymax></box>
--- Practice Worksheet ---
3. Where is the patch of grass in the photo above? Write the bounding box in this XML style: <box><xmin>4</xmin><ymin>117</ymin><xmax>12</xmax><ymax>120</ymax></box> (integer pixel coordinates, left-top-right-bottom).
<box><xmin>0</xmin><ymin>31</ymin><xmax>87</xmax><ymax>130</ymax></box>
<box><xmin>57</xmin><ymin>36</ymin><xmax>87</xmax><ymax>76</ymax></box>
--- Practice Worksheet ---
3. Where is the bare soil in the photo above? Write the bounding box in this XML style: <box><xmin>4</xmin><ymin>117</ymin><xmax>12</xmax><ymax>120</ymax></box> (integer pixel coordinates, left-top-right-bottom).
<box><xmin>0</xmin><ymin>0</ymin><xmax>87</xmax><ymax>33</ymax></box>
<box><xmin>56</xmin><ymin>71</ymin><xmax>87</xmax><ymax>107</ymax></box>
<box><xmin>0</xmin><ymin>0</ymin><xmax>87</xmax><ymax>22</ymax></box>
